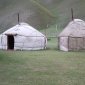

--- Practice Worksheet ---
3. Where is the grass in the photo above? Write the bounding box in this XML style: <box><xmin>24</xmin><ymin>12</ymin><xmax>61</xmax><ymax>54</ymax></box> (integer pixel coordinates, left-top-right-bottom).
<box><xmin>30</xmin><ymin>0</ymin><xmax>56</xmax><ymax>18</ymax></box>
<box><xmin>0</xmin><ymin>1</ymin><xmax>85</xmax><ymax>85</ymax></box>
<box><xmin>0</xmin><ymin>50</ymin><xmax>85</xmax><ymax>85</ymax></box>
<box><xmin>0</xmin><ymin>25</ymin><xmax>85</xmax><ymax>85</ymax></box>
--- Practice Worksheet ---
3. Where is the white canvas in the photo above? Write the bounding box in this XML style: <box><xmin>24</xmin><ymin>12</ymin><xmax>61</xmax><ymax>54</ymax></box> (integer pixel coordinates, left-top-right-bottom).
<box><xmin>59</xmin><ymin>37</ymin><xmax>68</xmax><ymax>51</ymax></box>
<box><xmin>0</xmin><ymin>23</ymin><xmax>47</xmax><ymax>50</ymax></box>
<box><xmin>58</xmin><ymin>19</ymin><xmax>85</xmax><ymax>51</ymax></box>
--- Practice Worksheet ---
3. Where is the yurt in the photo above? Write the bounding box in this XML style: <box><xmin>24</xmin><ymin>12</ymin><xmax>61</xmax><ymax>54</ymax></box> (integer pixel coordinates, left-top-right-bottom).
<box><xmin>0</xmin><ymin>23</ymin><xmax>47</xmax><ymax>50</ymax></box>
<box><xmin>58</xmin><ymin>19</ymin><xmax>85</xmax><ymax>51</ymax></box>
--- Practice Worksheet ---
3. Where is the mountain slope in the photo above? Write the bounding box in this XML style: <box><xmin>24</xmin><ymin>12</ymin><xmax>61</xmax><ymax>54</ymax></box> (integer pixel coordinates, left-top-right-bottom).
<box><xmin>0</xmin><ymin>0</ymin><xmax>55</xmax><ymax>33</ymax></box>
<box><xmin>0</xmin><ymin>0</ymin><xmax>85</xmax><ymax>33</ymax></box>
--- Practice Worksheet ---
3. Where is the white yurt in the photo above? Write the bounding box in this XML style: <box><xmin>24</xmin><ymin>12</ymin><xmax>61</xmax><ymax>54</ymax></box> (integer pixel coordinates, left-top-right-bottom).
<box><xmin>0</xmin><ymin>23</ymin><xmax>47</xmax><ymax>50</ymax></box>
<box><xmin>58</xmin><ymin>19</ymin><xmax>85</xmax><ymax>51</ymax></box>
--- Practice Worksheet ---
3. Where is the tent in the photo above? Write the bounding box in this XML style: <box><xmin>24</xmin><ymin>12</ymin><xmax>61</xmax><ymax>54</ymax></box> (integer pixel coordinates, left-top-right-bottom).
<box><xmin>0</xmin><ymin>23</ymin><xmax>47</xmax><ymax>50</ymax></box>
<box><xmin>58</xmin><ymin>19</ymin><xmax>85</xmax><ymax>51</ymax></box>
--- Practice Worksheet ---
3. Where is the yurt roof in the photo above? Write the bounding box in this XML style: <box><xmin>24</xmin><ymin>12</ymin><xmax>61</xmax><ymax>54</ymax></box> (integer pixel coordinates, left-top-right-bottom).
<box><xmin>58</xmin><ymin>19</ymin><xmax>85</xmax><ymax>37</ymax></box>
<box><xmin>3</xmin><ymin>22</ymin><xmax>45</xmax><ymax>37</ymax></box>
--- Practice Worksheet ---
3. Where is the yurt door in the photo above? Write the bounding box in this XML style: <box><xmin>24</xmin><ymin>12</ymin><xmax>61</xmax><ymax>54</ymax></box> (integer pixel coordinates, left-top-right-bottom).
<box><xmin>7</xmin><ymin>35</ymin><xmax>14</xmax><ymax>50</ymax></box>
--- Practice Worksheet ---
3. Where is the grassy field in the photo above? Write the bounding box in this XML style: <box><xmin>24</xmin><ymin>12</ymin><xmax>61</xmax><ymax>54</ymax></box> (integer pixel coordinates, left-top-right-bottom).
<box><xmin>0</xmin><ymin>24</ymin><xmax>85</xmax><ymax>85</ymax></box>
<box><xmin>0</xmin><ymin>49</ymin><xmax>85</xmax><ymax>85</ymax></box>
<box><xmin>0</xmin><ymin>0</ymin><xmax>85</xmax><ymax>85</ymax></box>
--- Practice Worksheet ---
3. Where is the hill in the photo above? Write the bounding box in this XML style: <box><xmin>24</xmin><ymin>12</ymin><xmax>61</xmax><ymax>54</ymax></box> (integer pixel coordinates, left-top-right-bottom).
<box><xmin>0</xmin><ymin>0</ymin><xmax>85</xmax><ymax>33</ymax></box>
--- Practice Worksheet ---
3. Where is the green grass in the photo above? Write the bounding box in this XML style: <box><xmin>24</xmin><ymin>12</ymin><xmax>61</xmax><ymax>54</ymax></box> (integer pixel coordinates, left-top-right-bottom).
<box><xmin>0</xmin><ymin>0</ymin><xmax>85</xmax><ymax>85</ymax></box>
<box><xmin>0</xmin><ymin>50</ymin><xmax>85</xmax><ymax>85</ymax></box>
<box><xmin>30</xmin><ymin>0</ymin><xmax>56</xmax><ymax>18</ymax></box>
